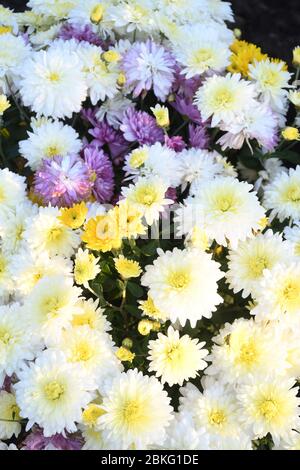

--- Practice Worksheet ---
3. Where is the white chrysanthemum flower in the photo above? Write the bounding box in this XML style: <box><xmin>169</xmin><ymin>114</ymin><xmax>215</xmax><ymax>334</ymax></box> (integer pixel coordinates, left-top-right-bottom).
<box><xmin>99</xmin><ymin>369</ymin><xmax>173</xmax><ymax>449</ymax></box>
<box><xmin>279</xmin><ymin>326</ymin><xmax>300</xmax><ymax>379</ymax></box>
<box><xmin>177</xmin><ymin>148</ymin><xmax>223</xmax><ymax>193</ymax></box>
<box><xmin>27</xmin><ymin>0</ymin><xmax>78</xmax><ymax>18</ymax></box>
<box><xmin>74</xmin><ymin>248</ymin><xmax>100</xmax><ymax>287</ymax></box>
<box><xmin>108</xmin><ymin>0</ymin><xmax>156</xmax><ymax>33</ymax></box>
<box><xmin>121</xmin><ymin>177</ymin><xmax>172</xmax><ymax>226</ymax></box>
<box><xmin>237</xmin><ymin>376</ymin><xmax>300</xmax><ymax>445</ymax></box>
<box><xmin>263</xmin><ymin>167</ymin><xmax>300</xmax><ymax>222</ymax></box>
<box><xmin>207</xmin><ymin>319</ymin><xmax>288</xmax><ymax>385</ymax></box>
<box><xmin>81</xmin><ymin>423</ymin><xmax>118</xmax><ymax>450</ymax></box>
<box><xmin>0</xmin><ymin>33</ymin><xmax>31</xmax><ymax>93</ymax></box>
<box><xmin>18</xmin><ymin>45</ymin><xmax>87</xmax><ymax>118</ymax></box>
<box><xmin>95</xmin><ymin>94</ymin><xmax>134</xmax><ymax>129</ymax></box>
<box><xmin>124</xmin><ymin>143</ymin><xmax>181</xmax><ymax>188</ymax></box>
<box><xmin>0</xmin><ymin>303</ymin><xmax>41</xmax><ymax>386</ymax></box>
<box><xmin>275</xmin><ymin>431</ymin><xmax>300</xmax><ymax>450</ymax></box>
<box><xmin>177</xmin><ymin>177</ymin><xmax>265</xmax><ymax>249</ymax></box>
<box><xmin>68</xmin><ymin>0</ymin><xmax>113</xmax><ymax>33</ymax></box>
<box><xmin>179</xmin><ymin>381</ymin><xmax>241</xmax><ymax>441</ymax></box>
<box><xmin>174</xmin><ymin>25</ymin><xmax>230</xmax><ymax>78</ymax></box>
<box><xmin>194</xmin><ymin>73</ymin><xmax>257</xmax><ymax>127</ymax></box>
<box><xmin>159</xmin><ymin>411</ymin><xmax>210</xmax><ymax>450</ymax></box>
<box><xmin>0</xmin><ymin>391</ymin><xmax>21</xmax><ymax>440</ymax></box>
<box><xmin>0</xmin><ymin>201</ymin><xmax>37</xmax><ymax>254</ymax></box>
<box><xmin>226</xmin><ymin>230</ymin><xmax>292</xmax><ymax>298</ymax></box>
<box><xmin>254</xmin><ymin>157</ymin><xmax>286</xmax><ymax>192</ymax></box>
<box><xmin>284</xmin><ymin>222</ymin><xmax>300</xmax><ymax>257</ymax></box>
<box><xmin>19</xmin><ymin>120</ymin><xmax>82</xmax><ymax>171</ymax></box>
<box><xmin>0</xmin><ymin>249</ymin><xmax>14</xmax><ymax>301</ymax></box>
<box><xmin>24</xmin><ymin>206</ymin><xmax>81</xmax><ymax>258</ymax></box>
<box><xmin>0</xmin><ymin>5</ymin><xmax>18</xmax><ymax>33</ymax></box>
<box><xmin>23</xmin><ymin>275</ymin><xmax>82</xmax><ymax>344</ymax></box>
<box><xmin>77</xmin><ymin>43</ymin><xmax>119</xmax><ymax>104</ymax></box>
<box><xmin>211</xmin><ymin>433</ymin><xmax>253</xmax><ymax>450</ymax></box>
<box><xmin>15</xmin><ymin>349</ymin><xmax>95</xmax><ymax>437</ymax></box>
<box><xmin>249</xmin><ymin>59</ymin><xmax>292</xmax><ymax>112</ymax></box>
<box><xmin>141</xmin><ymin>248</ymin><xmax>223</xmax><ymax>327</ymax></box>
<box><xmin>48</xmin><ymin>326</ymin><xmax>120</xmax><ymax>385</ymax></box>
<box><xmin>11</xmin><ymin>251</ymin><xmax>72</xmax><ymax>298</ymax></box>
<box><xmin>148</xmin><ymin>326</ymin><xmax>208</xmax><ymax>386</ymax></box>
<box><xmin>72</xmin><ymin>298</ymin><xmax>111</xmax><ymax>333</ymax></box>
<box><xmin>0</xmin><ymin>169</ymin><xmax>26</xmax><ymax>213</ymax></box>
<box><xmin>251</xmin><ymin>262</ymin><xmax>300</xmax><ymax>325</ymax></box>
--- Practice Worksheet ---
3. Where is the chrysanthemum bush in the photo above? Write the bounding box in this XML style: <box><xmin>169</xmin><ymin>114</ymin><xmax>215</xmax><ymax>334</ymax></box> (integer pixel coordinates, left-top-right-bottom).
<box><xmin>1</xmin><ymin>0</ymin><xmax>300</xmax><ymax>451</ymax></box>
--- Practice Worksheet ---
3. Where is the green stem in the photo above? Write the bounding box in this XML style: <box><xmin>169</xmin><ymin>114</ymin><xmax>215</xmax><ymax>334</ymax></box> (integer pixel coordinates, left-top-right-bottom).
<box><xmin>171</xmin><ymin>119</ymin><xmax>189</xmax><ymax>136</ymax></box>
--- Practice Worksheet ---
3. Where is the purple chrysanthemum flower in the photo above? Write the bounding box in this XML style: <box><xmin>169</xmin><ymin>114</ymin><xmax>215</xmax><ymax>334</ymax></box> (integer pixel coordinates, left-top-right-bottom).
<box><xmin>83</xmin><ymin>145</ymin><xmax>115</xmax><ymax>203</ymax></box>
<box><xmin>165</xmin><ymin>135</ymin><xmax>186</xmax><ymax>152</ymax></box>
<box><xmin>58</xmin><ymin>23</ymin><xmax>105</xmax><ymax>47</ymax></box>
<box><xmin>89</xmin><ymin>121</ymin><xmax>129</xmax><ymax>165</ymax></box>
<box><xmin>122</xmin><ymin>40</ymin><xmax>176</xmax><ymax>101</ymax></box>
<box><xmin>23</xmin><ymin>429</ymin><xmax>82</xmax><ymax>451</ymax></box>
<box><xmin>189</xmin><ymin>123</ymin><xmax>210</xmax><ymax>150</ymax></box>
<box><xmin>172</xmin><ymin>68</ymin><xmax>202</xmax><ymax>100</ymax></box>
<box><xmin>171</xmin><ymin>95</ymin><xmax>203</xmax><ymax>125</ymax></box>
<box><xmin>34</xmin><ymin>155</ymin><xmax>91</xmax><ymax>207</ymax></box>
<box><xmin>120</xmin><ymin>108</ymin><xmax>164</xmax><ymax>145</ymax></box>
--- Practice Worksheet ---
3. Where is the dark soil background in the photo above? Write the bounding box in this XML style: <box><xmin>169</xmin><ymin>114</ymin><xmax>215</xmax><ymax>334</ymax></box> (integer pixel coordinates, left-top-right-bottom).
<box><xmin>1</xmin><ymin>0</ymin><xmax>299</xmax><ymax>63</ymax></box>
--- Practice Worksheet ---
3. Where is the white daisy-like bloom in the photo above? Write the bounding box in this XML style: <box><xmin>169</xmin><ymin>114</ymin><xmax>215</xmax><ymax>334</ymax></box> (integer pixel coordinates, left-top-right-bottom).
<box><xmin>274</xmin><ymin>431</ymin><xmax>300</xmax><ymax>450</ymax></box>
<box><xmin>279</xmin><ymin>326</ymin><xmax>300</xmax><ymax>379</ymax></box>
<box><xmin>18</xmin><ymin>44</ymin><xmax>87</xmax><ymax>118</ymax></box>
<box><xmin>108</xmin><ymin>0</ymin><xmax>156</xmax><ymax>33</ymax></box>
<box><xmin>19</xmin><ymin>120</ymin><xmax>82</xmax><ymax>171</ymax></box>
<box><xmin>124</xmin><ymin>143</ymin><xmax>181</xmax><ymax>188</ymax></box>
<box><xmin>77</xmin><ymin>43</ymin><xmax>119</xmax><ymax>104</ymax></box>
<box><xmin>23</xmin><ymin>275</ymin><xmax>82</xmax><ymax>344</ymax></box>
<box><xmin>47</xmin><ymin>325</ymin><xmax>121</xmax><ymax>385</ymax></box>
<box><xmin>179</xmin><ymin>380</ymin><xmax>241</xmax><ymax>442</ymax></box>
<box><xmin>206</xmin><ymin>318</ymin><xmax>289</xmax><ymax>385</ymax></box>
<box><xmin>263</xmin><ymin>167</ymin><xmax>300</xmax><ymax>222</ymax></box>
<box><xmin>11</xmin><ymin>251</ymin><xmax>73</xmax><ymax>298</ymax></box>
<box><xmin>217</xmin><ymin>102</ymin><xmax>279</xmax><ymax>152</ymax></box>
<box><xmin>74</xmin><ymin>248</ymin><xmax>100</xmax><ymax>287</ymax></box>
<box><xmin>121</xmin><ymin>177</ymin><xmax>172</xmax><ymax>226</ymax></box>
<box><xmin>174</xmin><ymin>25</ymin><xmax>230</xmax><ymax>78</ymax></box>
<box><xmin>0</xmin><ymin>201</ymin><xmax>37</xmax><ymax>254</ymax></box>
<box><xmin>194</xmin><ymin>73</ymin><xmax>257</xmax><ymax>128</ymax></box>
<box><xmin>29</xmin><ymin>24</ymin><xmax>62</xmax><ymax>48</ymax></box>
<box><xmin>214</xmin><ymin>154</ymin><xmax>238</xmax><ymax>178</ymax></box>
<box><xmin>95</xmin><ymin>94</ymin><xmax>134</xmax><ymax>129</ymax></box>
<box><xmin>177</xmin><ymin>148</ymin><xmax>223</xmax><ymax>193</ymax></box>
<box><xmin>284</xmin><ymin>222</ymin><xmax>300</xmax><ymax>257</ymax></box>
<box><xmin>0</xmin><ymin>303</ymin><xmax>41</xmax><ymax>386</ymax></box>
<box><xmin>24</xmin><ymin>206</ymin><xmax>81</xmax><ymax>258</ymax></box>
<box><xmin>211</xmin><ymin>433</ymin><xmax>253</xmax><ymax>450</ymax></box>
<box><xmin>99</xmin><ymin>368</ymin><xmax>173</xmax><ymax>449</ymax></box>
<box><xmin>0</xmin><ymin>249</ymin><xmax>14</xmax><ymax>301</ymax></box>
<box><xmin>14</xmin><ymin>349</ymin><xmax>95</xmax><ymax>437</ymax></box>
<box><xmin>72</xmin><ymin>298</ymin><xmax>111</xmax><ymax>333</ymax></box>
<box><xmin>226</xmin><ymin>230</ymin><xmax>292</xmax><ymax>298</ymax></box>
<box><xmin>0</xmin><ymin>33</ymin><xmax>31</xmax><ymax>93</ymax></box>
<box><xmin>254</xmin><ymin>157</ymin><xmax>286</xmax><ymax>192</ymax></box>
<box><xmin>0</xmin><ymin>169</ymin><xmax>26</xmax><ymax>214</ymax></box>
<box><xmin>237</xmin><ymin>376</ymin><xmax>300</xmax><ymax>445</ymax></box>
<box><xmin>0</xmin><ymin>5</ymin><xmax>19</xmax><ymax>34</ymax></box>
<box><xmin>177</xmin><ymin>177</ymin><xmax>265</xmax><ymax>249</ymax></box>
<box><xmin>68</xmin><ymin>0</ymin><xmax>113</xmax><ymax>33</ymax></box>
<box><xmin>27</xmin><ymin>0</ymin><xmax>78</xmax><ymax>18</ymax></box>
<box><xmin>141</xmin><ymin>248</ymin><xmax>223</xmax><ymax>327</ymax></box>
<box><xmin>251</xmin><ymin>262</ymin><xmax>300</xmax><ymax>325</ymax></box>
<box><xmin>159</xmin><ymin>411</ymin><xmax>210</xmax><ymax>450</ymax></box>
<box><xmin>148</xmin><ymin>326</ymin><xmax>208</xmax><ymax>386</ymax></box>
<box><xmin>0</xmin><ymin>391</ymin><xmax>21</xmax><ymax>440</ymax></box>
<box><xmin>249</xmin><ymin>59</ymin><xmax>292</xmax><ymax>113</ymax></box>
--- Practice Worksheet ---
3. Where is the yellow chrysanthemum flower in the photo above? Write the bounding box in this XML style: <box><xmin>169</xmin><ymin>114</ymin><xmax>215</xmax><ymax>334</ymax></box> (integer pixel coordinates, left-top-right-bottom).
<box><xmin>0</xmin><ymin>94</ymin><xmax>10</xmax><ymax>115</ymax></box>
<box><xmin>114</xmin><ymin>255</ymin><xmax>141</xmax><ymax>279</ymax></box>
<box><xmin>74</xmin><ymin>248</ymin><xmax>100</xmax><ymax>286</ymax></box>
<box><xmin>282</xmin><ymin>127</ymin><xmax>300</xmax><ymax>141</ymax></box>
<box><xmin>150</xmin><ymin>104</ymin><xmax>170</xmax><ymax>128</ymax></box>
<box><xmin>293</xmin><ymin>46</ymin><xmax>300</xmax><ymax>67</ymax></box>
<box><xmin>116</xmin><ymin>347</ymin><xmax>135</xmax><ymax>363</ymax></box>
<box><xmin>115</xmin><ymin>200</ymin><xmax>146</xmax><ymax>239</ymax></box>
<box><xmin>228</xmin><ymin>40</ymin><xmax>267</xmax><ymax>77</ymax></box>
<box><xmin>81</xmin><ymin>212</ymin><xmax>122</xmax><ymax>252</ymax></box>
<box><xmin>82</xmin><ymin>403</ymin><xmax>106</xmax><ymax>428</ymax></box>
<box><xmin>59</xmin><ymin>202</ymin><xmax>88</xmax><ymax>229</ymax></box>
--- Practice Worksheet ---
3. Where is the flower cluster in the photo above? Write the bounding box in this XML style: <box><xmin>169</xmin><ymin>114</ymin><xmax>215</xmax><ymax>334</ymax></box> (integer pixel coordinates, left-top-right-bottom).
<box><xmin>0</xmin><ymin>0</ymin><xmax>300</xmax><ymax>451</ymax></box>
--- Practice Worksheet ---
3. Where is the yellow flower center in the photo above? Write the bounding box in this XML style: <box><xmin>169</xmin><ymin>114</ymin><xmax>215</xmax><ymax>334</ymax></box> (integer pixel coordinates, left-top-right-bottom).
<box><xmin>45</xmin><ymin>145</ymin><xmax>60</xmax><ymax>158</ymax></box>
<box><xmin>0</xmin><ymin>257</ymin><xmax>7</xmax><ymax>277</ymax></box>
<box><xmin>237</xmin><ymin>341</ymin><xmax>258</xmax><ymax>366</ymax></box>
<box><xmin>47</xmin><ymin>226</ymin><xmax>64</xmax><ymax>243</ymax></box>
<box><xmin>0</xmin><ymin>327</ymin><xmax>12</xmax><ymax>345</ymax></box>
<box><xmin>70</xmin><ymin>341</ymin><xmax>93</xmax><ymax>362</ymax></box>
<box><xmin>192</xmin><ymin>48</ymin><xmax>213</xmax><ymax>67</ymax></box>
<box><xmin>47</xmin><ymin>72</ymin><xmax>60</xmax><ymax>83</ymax></box>
<box><xmin>121</xmin><ymin>399</ymin><xmax>143</xmax><ymax>425</ymax></box>
<box><xmin>258</xmin><ymin>399</ymin><xmax>279</xmax><ymax>420</ymax></box>
<box><xmin>284</xmin><ymin>185</ymin><xmax>300</xmax><ymax>203</ymax></box>
<box><xmin>208</xmin><ymin>409</ymin><xmax>227</xmax><ymax>426</ymax></box>
<box><xmin>166</xmin><ymin>344</ymin><xmax>181</xmax><ymax>361</ymax></box>
<box><xmin>247</xmin><ymin>255</ymin><xmax>269</xmax><ymax>278</ymax></box>
<box><xmin>212</xmin><ymin>88</ymin><xmax>235</xmax><ymax>109</ymax></box>
<box><xmin>129</xmin><ymin>150</ymin><xmax>148</xmax><ymax>169</ymax></box>
<box><xmin>167</xmin><ymin>270</ymin><xmax>190</xmax><ymax>290</ymax></box>
<box><xmin>278</xmin><ymin>278</ymin><xmax>300</xmax><ymax>311</ymax></box>
<box><xmin>135</xmin><ymin>186</ymin><xmax>158</xmax><ymax>206</ymax></box>
<box><xmin>44</xmin><ymin>381</ymin><xmax>65</xmax><ymax>401</ymax></box>
<box><xmin>82</xmin><ymin>404</ymin><xmax>105</xmax><ymax>427</ymax></box>
<box><xmin>42</xmin><ymin>296</ymin><xmax>62</xmax><ymax>317</ymax></box>
<box><xmin>262</xmin><ymin>70</ymin><xmax>280</xmax><ymax>87</ymax></box>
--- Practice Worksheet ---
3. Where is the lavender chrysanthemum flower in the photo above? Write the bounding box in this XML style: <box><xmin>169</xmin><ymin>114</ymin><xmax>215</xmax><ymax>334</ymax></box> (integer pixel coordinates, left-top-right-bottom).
<box><xmin>23</xmin><ymin>429</ymin><xmax>82</xmax><ymax>451</ymax></box>
<box><xmin>89</xmin><ymin>121</ymin><xmax>129</xmax><ymax>165</ymax></box>
<box><xmin>122</xmin><ymin>40</ymin><xmax>176</xmax><ymax>101</ymax></box>
<box><xmin>171</xmin><ymin>95</ymin><xmax>203</xmax><ymax>125</ymax></box>
<box><xmin>58</xmin><ymin>23</ymin><xmax>105</xmax><ymax>47</ymax></box>
<box><xmin>120</xmin><ymin>108</ymin><xmax>164</xmax><ymax>145</ymax></box>
<box><xmin>34</xmin><ymin>155</ymin><xmax>91</xmax><ymax>207</ymax></box>
<box><xmin>172</xmin><ymin>68</ymin><xmax>202</xmax><ymax>100</ymax></box>
<box><xmin>189</xmin><ymin>123</ymin><xmax>210</xmax><ymax>149</ymax></box>
<box><xmin>165</xmin><ymin>135</ymin><xmax>186</xmax><ymax>152</ymax></box>
<box><xmin>83</xmin><ymin>145</ymin><xmax>114</xmax><ymax>203</ymax></box>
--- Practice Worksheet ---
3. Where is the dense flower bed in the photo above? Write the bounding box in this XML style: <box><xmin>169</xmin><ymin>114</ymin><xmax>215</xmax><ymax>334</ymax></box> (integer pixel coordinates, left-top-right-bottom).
<box><xmin>0</xmin><ymin>0</ymin><xmax>300</xmax><ymax>451</ymax></box>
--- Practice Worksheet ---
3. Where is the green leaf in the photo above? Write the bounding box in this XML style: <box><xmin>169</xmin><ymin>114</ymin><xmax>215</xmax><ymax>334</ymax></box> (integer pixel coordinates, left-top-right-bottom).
<box><xmin>127</xmin><ymin>281</ymin><xmax>144</xmax><ymax>298</ymax></box>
